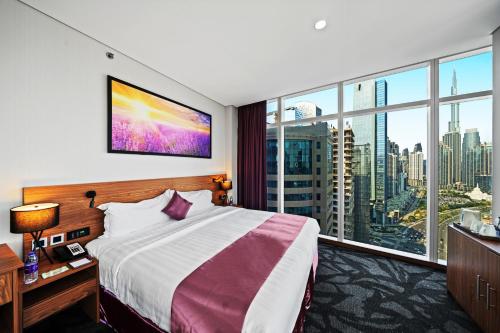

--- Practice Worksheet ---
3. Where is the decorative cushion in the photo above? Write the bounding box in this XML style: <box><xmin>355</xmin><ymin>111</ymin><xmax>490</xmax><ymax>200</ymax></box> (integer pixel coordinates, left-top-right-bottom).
<box><xmin>162</xmin><ymin>191</ymin><xmax>193</xmax><ymax>220</ymax></box>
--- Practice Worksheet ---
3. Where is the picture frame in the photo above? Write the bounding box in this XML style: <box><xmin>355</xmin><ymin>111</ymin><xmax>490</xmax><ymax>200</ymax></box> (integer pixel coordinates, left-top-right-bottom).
<box><xmin>107</xmin><ymin>75</ymin><xmax>212</xmax><ymax>158</ymax></box>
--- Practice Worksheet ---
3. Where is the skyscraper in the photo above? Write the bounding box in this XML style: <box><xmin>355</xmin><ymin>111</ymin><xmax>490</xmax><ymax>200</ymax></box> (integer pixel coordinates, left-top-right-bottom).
<box><xmin>409</xmin><ymin>149</ymin><xmax>424</xmax><ymax>186</ymax></box>
<box><xmin>351</xmin><ymin>143</ymin><xmax>371</xmax><ymax>242</ymax></box>
<box><xmin>448</xmin><ymin>70</ymin><xmax>460</xmax><ymax>132</ymax></box>
<box><xmin>439</xmin><ymin>143</ymin><xmax>453</xmax><ymax>187</ymax></box>
<box><xmin>288</xmin><ymin>101</ymin><xmax>322</xmax><ymax>120</ymax></box>
<box><xmin>333</xmin><ymin>124</ymin><xmax>355</xmax><ymax>237</ymax></box>
<box><xmin>350</xmin><ymin>81</ymin><xmax>376</xmax><ymax>239</ymax></box>
<box><xmin>476</xmin><ymin>142</ymin><xmax>493</xmax><ymax>193</ymax></box>
<box><xmin>442</xmin><ymin>69</ymin><xmax>462</xmax><ymax>186</ymax></box>
<box><xmin>374</xmin><ymin>80</ymin><xmax>388</xmax><ymax>226</ymax></box>
<box><xmin>349</xmin><ymin>79</ymin><xmax>388</xmax><ymax>234</ymax></box>
<box><xmin>461</xmin><ymin>128</ymin><xmax>481</xmax><ymax>189</ymax></box>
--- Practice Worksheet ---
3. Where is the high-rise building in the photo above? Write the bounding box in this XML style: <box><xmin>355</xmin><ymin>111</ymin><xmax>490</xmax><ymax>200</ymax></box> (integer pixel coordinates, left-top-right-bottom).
<box><xmin>350</xmin><ymin>81</ymin><xmax>377</xmax><ymax>238</ymax></box>
<box><xmin>442</xmin><ymin>69</ymin><xmax>462</xmax><ymax>186</ymax></box>
<box><xmin>409</xmin><ymin>148</ymin><xmax>424</xmax><ymax>186</ymax></box>
<box><xmin>443</xmin><ymin>131</ymin><xmax>462</xmax><ymax>185</ymax></box>
<box><xmin>266</xmin><ymin>103</ymin><xmax>353</xmax><ymax>236</ymax></box>
<box><xmin>353</xmin><ymin>80</ymin><xmax>376</xmax><ymax>112</ymax></box>
<box><xmin>461</xmin><ymin>128</ymin><xmax>481</xmax><ymax>190</ymax></box>
<box><xmin>350</xmin><ymin>143</ymin><xmax>371</xmax><ymax>242</ymax></box>
<box><xmin>439</xmin><ymin>143</ymin><xmax>453</xmax><ymax>187</ymax></box>
<box><xmin>474</xmin><ymin>142</ymin><xmax>492</xmax><ymax>193</ymax></box>
<box><xmin>349</xmin><ymin>79</ymin><xmax>388</xmax><ymax>230</ymax></box>
<box><xmin>448</xmin><ymin>70</ymin><xmax>460</xmax><ymax>132</ymax></box>
<box><xmin>387</xmin><ymin>153</ymin><xmax>398</xmax><ymax>198</ymax></box>
<box><xmin>333</xmin><ymin>124</ymin><xmax>355</xmax><ymax>237</ymax></box>
<box><xmin>374</xmin><ymin>80</ymin><xmax>388</xmax><ymax>225</ymax></box>
<box><xmin>287</xmin><ymin>101</ymin><xmax>322</xmax><ymax>120</ymax></box>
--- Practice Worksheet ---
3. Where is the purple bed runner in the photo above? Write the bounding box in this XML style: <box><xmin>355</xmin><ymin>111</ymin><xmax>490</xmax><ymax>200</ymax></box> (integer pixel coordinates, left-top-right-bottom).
<box><xmin>170</xmin><ymin>213</ymin><xmax>309</xmax><ymax>333</ymax></box>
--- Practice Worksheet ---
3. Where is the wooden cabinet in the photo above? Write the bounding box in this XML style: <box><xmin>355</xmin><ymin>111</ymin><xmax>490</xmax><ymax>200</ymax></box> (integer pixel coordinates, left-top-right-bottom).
<box><xmin>0</xmin><ymin>244</ymin><xmax>23</xmax><ymax>333</ymax></box>
<box><xmin>447</xmin><ymin>225</ymin><xmax>500</xmax><ymax>333</ymax></box>
<box><xmin>18</xmin><ymin>257</ymin><xmax>100</xmax><ymax>329</ymax></box>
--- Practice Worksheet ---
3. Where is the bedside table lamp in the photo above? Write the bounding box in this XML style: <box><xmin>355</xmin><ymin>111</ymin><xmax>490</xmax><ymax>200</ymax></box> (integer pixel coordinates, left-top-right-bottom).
<box><xmin>221</xmin><ymin>180</ymin><xmax>232</xmax><ymax>191</ymax></box>
<box><xmin>10</xmin><ymin>203</ymin><xmax>59</xmax><ymax>264</ymax></box>
<box><xmin>220</xmin><ymin>180</ymin><xmax>232</xmax><ymax>205</ymax></box>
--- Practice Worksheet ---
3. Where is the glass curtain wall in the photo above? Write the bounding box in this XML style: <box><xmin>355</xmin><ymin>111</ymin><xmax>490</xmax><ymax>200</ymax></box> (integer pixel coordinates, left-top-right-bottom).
<box><xmin>437</xmin><ymin>50</ymin><xmax>493</xmax><ymax>261</ymax></box>
<box><xmin>265</xmin><ymin>47</ymin><xmax>493</xmax><ymax>263</ymax></box>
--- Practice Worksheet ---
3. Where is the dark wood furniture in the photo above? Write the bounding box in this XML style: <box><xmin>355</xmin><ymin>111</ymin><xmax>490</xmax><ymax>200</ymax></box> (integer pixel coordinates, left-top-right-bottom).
<box><xmin>0</xmin><ymin>244</ymin><xmax>23</xmax><ymax>333</ymax></box>
<box><xmin>17</xmin><ymin>257</ymin><xmax>99</xmax><ymax>329</ymax></box>
<box><xmin>447</xmin><ymin>224</ymin><xmax>499</xmax><ymax>333</ymax></box>
<box><xmin>21</xmin><ymin>174</ymin><xmax>227</xmax><ymax>265</ymax></box>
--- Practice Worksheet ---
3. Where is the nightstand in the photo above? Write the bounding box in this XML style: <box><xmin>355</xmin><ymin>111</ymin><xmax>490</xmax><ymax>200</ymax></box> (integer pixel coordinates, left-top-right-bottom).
<box><xmin>0</xmin><ymin>244</ymin><xmax>23</xmax><ymax>333</ymax></box>
<box><xmin>18</xmin><ymin>256</ymin><xmax>99</xmax><ymax>330</ymax></box>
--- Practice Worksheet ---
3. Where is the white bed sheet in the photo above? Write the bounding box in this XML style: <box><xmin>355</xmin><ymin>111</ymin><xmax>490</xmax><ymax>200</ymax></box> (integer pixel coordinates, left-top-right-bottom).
<box><xmin>86</xmin><ymin>206</ymin><xmax>319</xmax><ymax>333</ymax></box>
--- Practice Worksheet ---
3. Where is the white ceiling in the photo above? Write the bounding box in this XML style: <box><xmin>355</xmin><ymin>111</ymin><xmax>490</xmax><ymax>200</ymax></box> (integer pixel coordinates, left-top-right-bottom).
<box><xmin>22</xmin><ymin>0</ymin><xmax>500</xmax><ymax>107</ymax></box>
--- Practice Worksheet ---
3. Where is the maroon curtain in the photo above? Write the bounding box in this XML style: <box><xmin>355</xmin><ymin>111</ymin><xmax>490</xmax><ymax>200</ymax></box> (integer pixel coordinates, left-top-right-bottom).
<box><xmin>237</xmin><ymin>101</ymin><xmax>267</xmax><ymax>210</ymax></box>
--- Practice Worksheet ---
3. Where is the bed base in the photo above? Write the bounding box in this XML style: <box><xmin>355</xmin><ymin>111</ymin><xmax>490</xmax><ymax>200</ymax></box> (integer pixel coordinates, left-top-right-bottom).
<box><xmin>99</xmin><ymin>267</ymin><xmax>315</xmax><ymax>333</ymax></box>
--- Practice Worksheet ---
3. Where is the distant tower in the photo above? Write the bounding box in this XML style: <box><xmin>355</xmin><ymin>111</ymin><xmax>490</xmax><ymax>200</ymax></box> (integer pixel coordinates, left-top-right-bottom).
<box><xmin>461</xmin><ymin>128</ymin><xmax>481</xmax><ymax>190</ymax></box>
<box><xmin>443</xmin><ymin>69</ymin><xmax>462</xmax><ymax>185</ymax></box>
<box><xmin>374</xmin><ymin>80</ymin><xmax>388</xmax><ymax>226</ymax></box>
<box><xmin>448</xmin><ymin>69</ymin><xmax>460</xmax><ymax>132</ymax></box>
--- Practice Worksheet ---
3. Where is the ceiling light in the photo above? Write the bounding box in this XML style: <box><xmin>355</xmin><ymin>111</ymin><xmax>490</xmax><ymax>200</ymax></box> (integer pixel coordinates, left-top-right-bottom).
<box><xmin>314</xmin><ymin>20</ymin><xmax>327</xmax><ymax>30</ymax></box>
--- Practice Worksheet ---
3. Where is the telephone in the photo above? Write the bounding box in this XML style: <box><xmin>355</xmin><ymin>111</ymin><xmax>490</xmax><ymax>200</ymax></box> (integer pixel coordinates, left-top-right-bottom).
<box><xmin>53</xmin><ymin>242</ymin><xmax>87</xmax><ymax>262</ymax></box>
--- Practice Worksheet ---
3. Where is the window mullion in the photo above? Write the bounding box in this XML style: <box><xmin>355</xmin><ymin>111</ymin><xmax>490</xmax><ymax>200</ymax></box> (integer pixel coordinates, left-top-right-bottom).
<box><xmin>428</xmin><ymin>59</ymin><xmax>439</xmax><ymax>263</ymax></box>
<box><xmin>337</xmin><ymin>83</ymin><xmax>345</xmax><ymax>241</ymax></box>
<box><xmin>277</xmin><ymin>97</ymin><xmax>284</xmax><ymax>213</ymax></box>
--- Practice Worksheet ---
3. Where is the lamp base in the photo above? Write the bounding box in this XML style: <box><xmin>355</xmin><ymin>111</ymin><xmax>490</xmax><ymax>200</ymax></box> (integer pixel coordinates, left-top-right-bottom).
<box><xmin>31</xmin><ymin>230</ymin><xmax>54</xmax><ymax>264</ymax></box>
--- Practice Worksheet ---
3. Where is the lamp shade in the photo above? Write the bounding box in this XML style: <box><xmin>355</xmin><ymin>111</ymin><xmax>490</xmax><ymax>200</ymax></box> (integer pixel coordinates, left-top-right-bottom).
<box><xmin>221</xmin><ymin>180</ymin><xmax>233</xmax><ymax>191</ymax></box>
<box><xmin>10</xmin><ymin>203</ymin><xmax>59</xmax><ymax>233</ymax></box>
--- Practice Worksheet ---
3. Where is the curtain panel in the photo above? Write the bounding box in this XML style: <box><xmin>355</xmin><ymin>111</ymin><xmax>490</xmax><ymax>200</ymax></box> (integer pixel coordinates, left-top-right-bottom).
<box><xmin>237</xmin><ymin>101</ymin><xmax>267</xmax><ymax>210</ymax></box>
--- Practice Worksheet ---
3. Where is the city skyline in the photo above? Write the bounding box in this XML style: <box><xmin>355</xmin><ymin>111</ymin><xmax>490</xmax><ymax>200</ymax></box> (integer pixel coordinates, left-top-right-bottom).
<box><xmin>271</xmin><ymin>52</ymin><xmax>492</xmax><ymax>155</ymax></box>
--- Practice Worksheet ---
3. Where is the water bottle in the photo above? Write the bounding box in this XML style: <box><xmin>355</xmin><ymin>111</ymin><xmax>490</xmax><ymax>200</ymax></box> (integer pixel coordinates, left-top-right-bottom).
<box><xmin>24</xmin><ymin>251</ymin><xmax>38</xmax><ymax>284</ymax></box>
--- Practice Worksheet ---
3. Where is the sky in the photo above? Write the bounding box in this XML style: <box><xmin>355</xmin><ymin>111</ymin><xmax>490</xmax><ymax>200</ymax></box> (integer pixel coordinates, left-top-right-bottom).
<box><xmin>269</xmin><ymin>51</ymin><xmax>493</xmax><ymax>158</ymax></box>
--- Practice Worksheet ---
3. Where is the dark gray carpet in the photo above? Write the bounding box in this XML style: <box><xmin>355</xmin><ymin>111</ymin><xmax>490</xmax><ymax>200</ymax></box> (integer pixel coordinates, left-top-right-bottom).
<box><xmin>304</xmin><ymin>244</ymin><xmax>481</xmax><ymax>333</ymax></box>
<box><xmin>26</xmin><ymin>244</ymin><xmax>480</xmax><ymax>333</ymax></box>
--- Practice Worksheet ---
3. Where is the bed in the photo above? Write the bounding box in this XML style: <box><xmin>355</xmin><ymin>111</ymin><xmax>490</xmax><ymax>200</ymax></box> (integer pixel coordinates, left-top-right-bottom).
<box><xmin>21</xmin><ymin>175</ymin><xmax>319</xmax><ymax>333</ymax></box>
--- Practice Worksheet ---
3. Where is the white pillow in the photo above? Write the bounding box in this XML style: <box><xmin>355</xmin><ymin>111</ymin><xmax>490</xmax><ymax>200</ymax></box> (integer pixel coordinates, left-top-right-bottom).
<box><xmin>165</xmin><ymin>189</ymin><xmax>214</xmax><ymax>217</ymax></box>
<box><xmin>98</xmin><ymin>191</ymin><xmax>170</xmax><ymax>238</ymax></box>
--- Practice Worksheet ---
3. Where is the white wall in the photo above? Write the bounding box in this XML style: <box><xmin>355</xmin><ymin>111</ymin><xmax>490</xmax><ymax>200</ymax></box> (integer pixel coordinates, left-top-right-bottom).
<box><xmin>0</xmin><ymin>0</ymin><xmax>227</xmax><ymax>256</ymax></box>
<box><xmin>493</xmin><ymin>27</ymin><xmax>500</xmax><ymax>223</ymax></box>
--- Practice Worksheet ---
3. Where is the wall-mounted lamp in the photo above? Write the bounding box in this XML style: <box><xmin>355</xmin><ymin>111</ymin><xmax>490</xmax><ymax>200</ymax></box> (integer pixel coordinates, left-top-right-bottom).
<box><xmin>85</xmin><ymin>190</ymin><xmax>97</xmax><ymax>208</ymax></box>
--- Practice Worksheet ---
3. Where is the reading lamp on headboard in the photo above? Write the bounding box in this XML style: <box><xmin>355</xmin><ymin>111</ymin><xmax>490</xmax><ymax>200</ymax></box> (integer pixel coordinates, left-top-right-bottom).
<box><xmin>10</xmin><ymin>203</ymin><xmax>60</xmax><ymax>263</ymax></box>
<box><xmin>86</xmin><ymin>190</ymin><xmax>97</xmax><ymax>208</ymax></box>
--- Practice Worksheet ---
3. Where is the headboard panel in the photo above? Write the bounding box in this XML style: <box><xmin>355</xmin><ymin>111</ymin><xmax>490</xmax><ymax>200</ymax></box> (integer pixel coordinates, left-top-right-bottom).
<box><xmin>22</xmin><ymin>174</ymin><xmax>227</xmax><ymax>262</ymax></box>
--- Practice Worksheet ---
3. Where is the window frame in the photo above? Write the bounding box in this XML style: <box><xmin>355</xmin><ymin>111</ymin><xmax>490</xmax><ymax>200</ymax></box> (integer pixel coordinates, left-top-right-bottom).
<box><xmin>265</xmin><ymin>46</ymin><xmax>493</xmax><ymax>264</ymax></box>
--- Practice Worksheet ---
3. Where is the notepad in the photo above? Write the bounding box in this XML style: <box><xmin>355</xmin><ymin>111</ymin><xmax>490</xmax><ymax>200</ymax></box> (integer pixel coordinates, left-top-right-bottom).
<box><xmin>41</xmin><ymin>266</ymin><xmax>69</xmax><ymax>279</ymax></box>
<box><xmin>69</xmin><ymin>257</ymin><xmax>91</xmax><ymax>268</ymax></box>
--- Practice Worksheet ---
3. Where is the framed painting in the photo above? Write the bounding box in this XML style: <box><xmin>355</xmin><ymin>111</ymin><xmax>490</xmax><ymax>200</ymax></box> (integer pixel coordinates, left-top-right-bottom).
<box><xmin>107</xmin><ymin>76</ymin><xmax>212</xmax><ymax>158</ymax></box>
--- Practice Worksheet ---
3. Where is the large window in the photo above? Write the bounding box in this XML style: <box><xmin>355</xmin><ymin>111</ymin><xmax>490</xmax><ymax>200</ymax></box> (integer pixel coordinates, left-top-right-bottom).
<box><xmin>283</xmin><ymin>87</ymin><xmax>338</xmax><ymax>122</ymax></box>
<box><xmin>265</xmin><ymin>47</ymin><xmax>493</xmax><ymax>264</ymax></box>
<box><xmin>438</xmin><ymin>98</ymin><xmax>493</xmax><ymax>260</ymax></box>
<box><xmin>344</xmin><ymin>108</ymin><xmax>428</xmax><ymax>255</ymax></box>
<box><xmin>344</xmin><ymin>66</ymin><xmax>429</xmax><ymax>112</ymax></box>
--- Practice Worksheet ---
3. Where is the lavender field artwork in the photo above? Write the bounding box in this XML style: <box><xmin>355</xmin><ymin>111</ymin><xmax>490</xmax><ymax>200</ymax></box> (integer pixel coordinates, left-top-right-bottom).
<box><xmin>108</xmin><ymin>76</ymin><xmax>211</xmax><ymax>158</ymax></box>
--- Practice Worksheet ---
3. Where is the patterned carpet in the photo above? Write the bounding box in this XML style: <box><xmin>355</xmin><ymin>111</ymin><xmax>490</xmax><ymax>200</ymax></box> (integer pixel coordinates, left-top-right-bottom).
<box><xmin>26</xmin><ymin>244</ymin><xmax>480</xmax><ymax>333</ymax></box>
<box><xmin>304</xmin><ymin>244</ymin><xmax>481</xmax><ymax>333</ymax></box>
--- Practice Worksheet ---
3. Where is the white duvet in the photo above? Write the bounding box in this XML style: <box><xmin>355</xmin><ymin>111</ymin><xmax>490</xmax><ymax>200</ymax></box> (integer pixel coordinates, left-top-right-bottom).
<box><xmin>86</xmin><ymin>206</ymin><xmax>319</xmax><ymax>333</ymax></box>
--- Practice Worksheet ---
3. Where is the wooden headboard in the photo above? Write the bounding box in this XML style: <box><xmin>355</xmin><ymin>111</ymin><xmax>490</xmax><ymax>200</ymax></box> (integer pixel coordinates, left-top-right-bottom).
<box><xmin>22</xmin><ymin>174</ymin><xmax>227</xmax><ymax>262</ymax></box>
